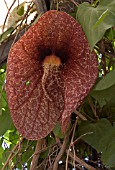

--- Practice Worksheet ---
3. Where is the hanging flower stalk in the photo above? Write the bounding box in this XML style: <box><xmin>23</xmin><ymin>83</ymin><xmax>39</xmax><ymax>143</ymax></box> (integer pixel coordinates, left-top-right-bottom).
<box><xmin>6</xmin><ymin>10</ymin><xmax>98</xmax><ymax>140</ymax></box>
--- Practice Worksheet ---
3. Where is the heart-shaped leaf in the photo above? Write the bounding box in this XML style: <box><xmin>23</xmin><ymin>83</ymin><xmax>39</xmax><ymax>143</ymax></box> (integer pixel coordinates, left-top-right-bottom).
<box><xmin>77</xmin><ymin>0</ymin><xmax>115</xmax><ymax>51</ymax></box>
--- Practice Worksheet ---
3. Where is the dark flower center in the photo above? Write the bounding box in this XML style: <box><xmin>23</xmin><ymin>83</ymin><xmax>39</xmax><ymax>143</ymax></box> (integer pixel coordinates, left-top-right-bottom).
<box><xmin>39</xmin><ymin>48</ymin><xmax>68</xmax><ymax>64</ymax></box>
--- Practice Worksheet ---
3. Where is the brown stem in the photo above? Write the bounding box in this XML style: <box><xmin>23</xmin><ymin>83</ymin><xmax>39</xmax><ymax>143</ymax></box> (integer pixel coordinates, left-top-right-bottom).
<box><xmin>2</xmin><ymin>0</ymin><xmax>17</xmax><ymax>32</ymax></box>
<box><xmin>71</xmin><ymin>132</ymin><xmax>93</xmax><ymax>146</ymax></box>
<box><xmin>95</xmin><ymin>47</ymin><xmax>114</xmax><ymax>59</ymax></box>
<box><xmin>3</xmin><ymin>0</ymin><xmax>9</xmax><ymax>9</ymax></box>
<box><xmin>69</xmin><ymin>0</ymin><xmax>79</xmax><ymax>6</ymax></box>
<box><xmin>74</xmin><ymin>110</ymin><xmax>87</xmax><ymax>120</ymax></box>
<box><xmin>88</xmin><ymin>97</ymin><xmax>99</xmax><ymax>120</ymax></box>
<box><xmin>11</xmin><ymin>2</ymin><xmax>34</xmax><ymax>48</ymax></box>
<box><xmin>33</xmin><ymin>0</ymin><xmax>47</xmax><ymax>13</ymax></box>
<box><xmin>68</xmin><ymin>151</ymin><xmax>97</xmax><ymax>170</ymax></box>
<box><xmin>1</xmin><ymin>138</ymin><xmax>23</xmax><ymax>170</ymax></box>
<box><xmin>30</xmin><ymin>139</ymin><xmax>43</xmax><ymax>170</ymax></box>
<box><xmin>66</xmin><ymin>119</ymin><xmax>78</xmax><ymax>170</ymax></box>
<box><xmin>53</xmin><ymin>131</ymin><xmax>70</xmax><ymax>170</ymax></box>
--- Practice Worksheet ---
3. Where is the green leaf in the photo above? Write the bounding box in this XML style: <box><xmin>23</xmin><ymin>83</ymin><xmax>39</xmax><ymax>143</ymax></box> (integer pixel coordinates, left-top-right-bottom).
<box><xmin>53</xmin><ymin>122</ymin><xmax>64</xmax><ymax>139</ymax></box>
<box><xmin>0</xmin><ymin>159</ymin><xmax>3</xmax><ymax>169</ymax></box>
<box><xmin>21</xmin><ymin>140</ymin><xmax>35</xmax><ymax>168</ymax></box>
<box><xmin>91</xmin><ymin>85</ymin><xmax>115</xmax><ymax>107</ymax></box>
<box><xmin>0</xmin><ymin>147</ymin><xmax>4</xmax><ymax>158</ymax></box>
<box><xmin>22</xmin><ymin>147</ymin><xmax>34</xmax><ymax>166</ymax></box>
<box><xmin>17</xmin><ymin>6</ymin><xmax>24</xmax><ymax>16</ymax></box>
<box><xmin>2</xmin><ymin>148</ymin><xmax>11</xmax><ymax>165</ymax></box>
<box><xmin>77</xmin><ymin>0</ymin><xmax>115</xmax><ymax>51</ymax></box>
<box><xmin>40</xmin><ymin>150</ymin><xmax>49</xmax><ymax>159</ymax></box>
<box><xmin>0</xmin><ymin>69</ymin><xmax>6</xmax><ymax>114</ymax></box>
<box><xmin>9</xmin><ymin>131</ymin><xmax>19</xmax><ymax>144</ymax></box>
<box><xmin>105</xmin><ymin>28</ymin><xmax>115</xmax><ymax>41</ymax></box>
<box><xmin>78</xmin><ymin>119</ymin><xmax>115</xmax><ymax>168</ymax></box>
<box><xmin>0</xmin><ymin>27</ymin><xmax>14</xmax><ymax>43</ymax></box>
<box><xmin>78</xmin><ymin>118</ymin><xmax>112</xmax><ymax>151</ymax></box>
<box><xmin>99</xmin><ymin>125</ymin><xmax>115</xmax><ymax>168</ymax></box>
<box><xmin>94</xmin><ymin>69</ymin><xmax>115</xmax><ymax>91</ymax></box>
<box><xmin>93</xmin><ymin>9</ymin><xmax>109</xmax><ymax>29</ymax></box>
<box><xmin>47</xmin><ymin>135</ymin><xmax>55</xmax><ymax>146</ymax></box>
<box><xmin>0</xmin><ymin>108</ymin><xmax>12</xmax><ymax>136</ymax></box>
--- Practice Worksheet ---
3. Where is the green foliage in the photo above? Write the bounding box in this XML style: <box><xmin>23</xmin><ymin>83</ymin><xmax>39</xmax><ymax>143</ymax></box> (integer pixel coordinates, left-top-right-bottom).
<box><xmin>78</xmin><ymin>118</ymin><xmax>112</xmax><ymax>151</ymax></box>
<box><xmin>78</xmin><ymin>119</ymin><xmax>115</xmax><ymax>168</ymax></box>
<box><xmin>40</xmin><ymin>150</ymin><xmax>49</xmax><ymax>159</ymax></box>
<box><xmin>0</xmin><ymin>108</ymin><xmax>12</xmax><ymax>136</ymax></box>
<box><xmin>20</xmin><ymin>140</ymin><xmax>35</xmax><ymax>168</ymax></box>
<box><xmin>93</xmin><ymin>9</ymin><xmax>109</xmax><ymax>29</ymax></box>
<box><xmin>17</xmin><ymin>6</ymin><xmax>24</xmax><ymax>16</ymax></box>
<box><xmin>91</xmin><ymin>69</ymin><xmax>115</xmax><ymax>107</ymax></box>
<box><xmin>47</xmin><ymin>135</ymin><xmax>55</xmax><ymax>146</ymax></box>
<box><xmin>105</xmin><ymin>28</ymin><xmax>115</xmax><ymax>41</ymax></box>
<box><xmin>94</xmin><ymin>69</ymin><xmax>115</xmax><ymax>90</ymax></box>
<box><xmin>0</xmin><ymin>27</ymin><xmax>14</xmax><ymax>43</ymax></box>
<box><xmin>0</xmin><ymin>66</ymin><xmax>7</xmax><ymax>113</ymax></box>
<box><xmin>0</xmin><ymin>147</ymin><xmax>4</xmax><ymax>159</ymax></box>
<box><xmin>100</xmin><ymin>127</ymin><xmax>115</xmax><ymax>168</ymax></box>
<box><xmin>91</xmin><ymin>85</ymin><xmax>115</xmax><ymax>107</ymax></box>
<box><xmin>77</xmin><ymin>0</ymin><xmax>115</xmax><ymax>51</ymax></box>
<box><xmin>0</xmin><ymin>67</ymin><xmax>12</xmax><ymax>136</ymax></box>
<box><xmin>53</xmin><ymin>122</ymin><xmax>64</xmax><ymax>139</ymax></box>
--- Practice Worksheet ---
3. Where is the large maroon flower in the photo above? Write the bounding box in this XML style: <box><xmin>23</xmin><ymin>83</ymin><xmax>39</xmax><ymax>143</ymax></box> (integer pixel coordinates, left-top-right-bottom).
<box><xmin>6</xmin><ymin>10</ymin><xmax>98</xmax><ymax>140</ymax></box>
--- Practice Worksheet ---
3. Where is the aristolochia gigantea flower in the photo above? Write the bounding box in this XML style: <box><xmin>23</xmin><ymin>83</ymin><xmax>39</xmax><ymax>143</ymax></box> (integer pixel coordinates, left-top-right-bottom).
<box><xmin>6</xmin><ymin>10</ymin><xmax>98</xmax><ymax>140</ymax></box>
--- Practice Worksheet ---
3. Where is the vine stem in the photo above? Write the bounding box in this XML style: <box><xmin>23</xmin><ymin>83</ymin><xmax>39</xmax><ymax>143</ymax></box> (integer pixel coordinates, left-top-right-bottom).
<box><xmin>69</xmin><ymin>0</ymin><xmax>79</xmax><ymax>6</ymax></box>
<box><xmin>68</xmin><ymin>151</ymin><xmax>97</xmax><ymax>170</ymax></box>
<box><xmin>53</xmin><ymin>131</ymin><xmax>70</xmax><ymax>170</ymax></box>
<box><xmin>2</xmin><ymin>0</ymin><xmax>17</xmax><ymax>32</ymax></box>
<box><xmin>74</xmin><ymin>110</ymin><xmax>87</xmax><ymax>120</ymax></box>
<box><xmin>33</xmin><ymin>0</ymin><xmax>47</xmax><ymax>13</ymax></box>
<box><xmin>66</xmin><ymin>119</ymin><xmax>78</xmax><ymax>170</ymax></box>
<box><xmin>1</xmin><ymin>138</ymin><xmax>23</xmax><ymax>170</ymax></box>
<box><xmin>88</xmin><ymin>97</ymin><xmax>99</xmax><ymax>120</ymax></box>
<box><xmin>30</xmin><ymin>139</ymin><xmax>43</xmax><ymax>170</ymax></box>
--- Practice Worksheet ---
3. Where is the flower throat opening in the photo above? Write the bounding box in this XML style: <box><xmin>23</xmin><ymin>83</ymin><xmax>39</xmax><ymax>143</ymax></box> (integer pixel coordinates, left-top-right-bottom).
<box><xmin>42</xmin><ymin>54</ymin><xmax>61</xmax><ymax>101</ymax></box>
<box><xmin>43</xmin><ymin>54</ymin><xmax>61</xmax><ymax>67</ymax></box>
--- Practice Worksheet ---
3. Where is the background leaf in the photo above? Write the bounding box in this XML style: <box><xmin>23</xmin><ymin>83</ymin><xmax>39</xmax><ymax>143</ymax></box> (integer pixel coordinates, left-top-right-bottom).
<box><xmin>78</xmin><ymin>118</ymin><xmax>112</xmax><ymax>151</ymax></box>
<box><xmin>91</xmin><ymin>85</ymin><xmax>115</xmax><ymax>107</ymax></box>
<box><xmin>53</xmin><ymin>122</ymin><xmax>64</xmax><ymax>139</ymax></box>
<box><xmin>0</xmin><ymin>27</ymin><xmax>14</xmax><ymax>43</ymax></box>
<box><xmin>0</xmin><ymin>108</ymin><xmax>12</xmax><ymax>136</ymax></box>
<box><xmin>93</xmin><ymin>9</ymin><xmax>109</xmax><ymax>29</ymax></box>
<box><xmin>78</xmin><ymin>119</ymin><xmax>115</xmax><ymax>168</ymax></box>
<box><xmin>77</xmin><ymin>0</ymin><xmax>115</xmax><ymax>50</ymax></box>
<box><xmin>94</xmin><ymin>69</ymin><xmax>115</xmax><ymax>90</ymax></box>
<box><xmin>17</xmin><ymin>6</ymin><xmax>24</xmax><ymax>16</ymax></box>
<box><xmin>99</xmin><ymin>126</ymin><xmax>115</xmax><ymax>168</ymax></box>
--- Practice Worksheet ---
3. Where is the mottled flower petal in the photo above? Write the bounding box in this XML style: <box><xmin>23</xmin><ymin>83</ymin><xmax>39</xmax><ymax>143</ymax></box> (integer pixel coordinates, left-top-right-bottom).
<box><xmin>6</xmin><ymin>10</ymin><xmax>98</xmax><ymax>140</ymax></box>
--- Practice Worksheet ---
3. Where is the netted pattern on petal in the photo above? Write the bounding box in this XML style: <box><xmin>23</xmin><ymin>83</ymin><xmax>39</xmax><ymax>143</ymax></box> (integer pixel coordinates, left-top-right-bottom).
<box><xmin>6</xmin><ymin>10</ymin><xmax>98</xmax><ymax>140</ymax></box>
<box><xmin>61</xmin><ymin>23</ymin><xmax>98</xmax><ymax>132</ymax></box>
<box><xmin>6</xmin><ymin>44</ymin><xmax>64</xmax><ymax>139</ymax></box>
